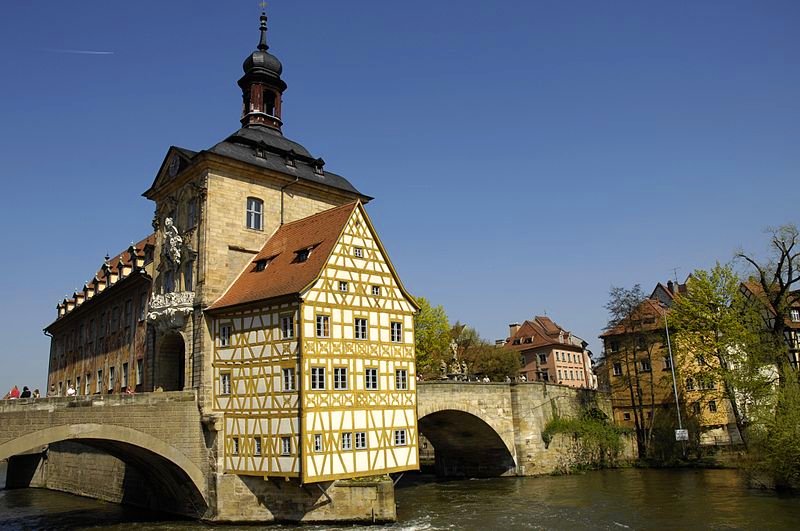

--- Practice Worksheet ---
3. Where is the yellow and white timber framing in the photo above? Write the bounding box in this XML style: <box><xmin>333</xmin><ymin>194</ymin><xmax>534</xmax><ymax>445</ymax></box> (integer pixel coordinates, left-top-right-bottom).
<box><xmin>212</xmin><ymin>203</ymin><xmax>419</xmax><ymax>483</ymax></box>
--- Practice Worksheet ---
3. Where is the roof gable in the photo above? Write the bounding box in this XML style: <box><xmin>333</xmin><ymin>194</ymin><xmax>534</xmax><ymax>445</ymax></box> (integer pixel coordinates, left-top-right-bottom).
<box><xmin>142</xmin><ymin>146</ymin><xmax>198</xmax><ymax>199</ymax></box>
<box><xmin>207</xmin><ymin>202</ymin><xmax>357</xmax><ymax>311</ymax></box>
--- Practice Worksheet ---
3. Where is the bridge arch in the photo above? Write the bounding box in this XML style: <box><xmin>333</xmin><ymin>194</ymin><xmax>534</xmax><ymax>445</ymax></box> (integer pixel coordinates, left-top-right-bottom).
<box><xmin>0</xmin><ymin>423</ymin><xmax>207</xmax><ymax>516</ymax></box>
<box><xmin>417</xmin><ymin>405</ymin><xmax>517</xmax><ymax>478</ymax></box>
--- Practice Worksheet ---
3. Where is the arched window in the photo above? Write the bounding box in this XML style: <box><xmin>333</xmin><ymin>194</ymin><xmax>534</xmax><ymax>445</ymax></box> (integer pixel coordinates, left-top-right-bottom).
<box><xmin>246</xmin><ymin>197</ymin><xmax>263</xmax><ymax>230</ymax></box>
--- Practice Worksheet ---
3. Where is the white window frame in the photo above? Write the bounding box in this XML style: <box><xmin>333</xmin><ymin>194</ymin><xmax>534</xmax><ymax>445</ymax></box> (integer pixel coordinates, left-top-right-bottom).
<box><xmin>612</xmin><ymin>362</ymin><xmax>623</xmax><ymax>376</ymax></box>
<box><xmin>640</xmin><ymin>359</ymin><xmax>652</xmax><ymax>372</ymax></box>
<box><xmin>395</xmin><ymin>369</ymin><xmax>408</xmax><ymax>390</ymax></box>
<box><xmin>108</xmin><ymin>366</ymin><xmax>116</xmax><ymax>391</ymax></box>
<box><xmin>314</xmin><ymin>434</ymin><xmax>323</xmax><ymax>452</ymax></box>
<box><xmin>390</xmin><ymin>322</ymin><xmax>402</xmax><ymax>343</ymax></box>
<box><xmin>231</xmin><ymin>437</ymin><xmax>239</xmax><ymax>456</ymax></box>
<box><xmin>254</xmin><ymin>437</ymin><xmax>262</xmax><ymax>456</ymax></box>
<box><xmin>341</xmin><ymin>432</ymin><xmax>352</xmax><ymax>450</ymax></box>
<box><xmin>334</xmin><ymin>367</ymin><xmax>348</xmax><ymax>390</ymax></box>
<box><xmin>311</xmin><ymin>367</ymin><xmax>326</xmax><ymax>390</ymax></box>
<box><xmin>281</xmin><ymin>314</ymin><xmax>294</xmax><ymax>339</ymax></box>
<box><xmin>281</xmin><ymin>436</ymin><xmax>291</xmax><ymax>456</ymax></box>
<box><xmin>365</xmin><ymin>368</ymin><xmax>378</xmax><ymax>390</ymax></box>
<box><xmin>371</xmin><ymin>285</ymin><xmax>381</xmax><ymax>296</ymax></box>
<box><xmin>220</xmin><ymin>325</ymin><xmax>232</xmax><ymax>347</ymax></box>
<box><xmin>316</xmin><ymin>315</ymin><xmax>330</xmax><ymax>338</ymax></box>
<box><xmin>792</xmin><ymin>309</ymin><xmax>800</xmax><ymax>322</ymax></box>
<box><xmin>355</xmin><ymin>318</ymin><xmax>368</xmax><ymax>340</ymax></box>
<box><xmin>220</xmin><ymin>372</ymin><xmax>231</xmax><ymax>395</ymax></box>
<box><xmin>355</xmin><ymin>431</ymin><xmax>367</xmax><ymax>450</ymax></box>
<box><xmin>96</xmin><ymin>370</ymin><xmax>103</xmax><ymax>393</ymax></box>
<box><xmin>246</xmin><ymin>197</ymin><xmax>263</xmax><ymax>230</ymax></box>
<box><xmin>282</xmin><ymin>367</ymin><xmax>296</xmax><ymax>391</ymax></box>
<box><xmin>394</xmin><ymin>429</ymin><xmax>407</xmax><ymax>446</ymax></box>
<box><xmin>135</xmin><ymin>359</ymin><xmax>143</xmax><ymax>386</ymax></box>
<box><xmin>121</xmin><ymin>363</ymin><xmax>128</xmax><ymax>389</ymax></box>
<box><xmin>353</xmin><ymin>247</ymin><xmax>363</xmax><ymax>258</ymax></box>
<box><xmin>339</xmin><ymin>281</ymin><xmax>348</xmax><ymax>292</ymax></box>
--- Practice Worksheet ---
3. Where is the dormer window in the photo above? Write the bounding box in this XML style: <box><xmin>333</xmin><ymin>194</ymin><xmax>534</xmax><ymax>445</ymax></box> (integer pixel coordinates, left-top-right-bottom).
<box><xmin>255</xmin><ymin>147</ymin><xmax>267</xmax><ymax>159</ymax></box>
<box><xmin>313</xmin><ymin>158</ymin><xmax>325</xmax><ymax>176</ymax></box>
<box><xmin>254</xmin><ymin>259</ymin><xmax>269</xmax><ymax>272</ymax></box>
<box><xmin>296</xmin><ymin>248</ymin><xmax>311</xmax><ymax>262</ymax></box>
<box><xmin>791</xmin><ymin>309</ymin><xmax>800</xmax><ymax>322</ymax></box>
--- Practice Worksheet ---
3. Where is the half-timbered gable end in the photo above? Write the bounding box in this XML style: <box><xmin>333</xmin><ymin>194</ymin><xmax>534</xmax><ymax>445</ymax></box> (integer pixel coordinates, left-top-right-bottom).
<box><xmin>208</xmin><ymin>201</ymin><xmax>419</xmax><ymax>483</ymax></box>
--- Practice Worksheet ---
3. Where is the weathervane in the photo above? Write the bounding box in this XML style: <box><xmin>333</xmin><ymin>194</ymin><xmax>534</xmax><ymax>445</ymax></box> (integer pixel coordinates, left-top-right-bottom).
<box><xmin>259</xmin><ymin>1</ymin><xmax>267</xmax><ymax>11</ymax></box>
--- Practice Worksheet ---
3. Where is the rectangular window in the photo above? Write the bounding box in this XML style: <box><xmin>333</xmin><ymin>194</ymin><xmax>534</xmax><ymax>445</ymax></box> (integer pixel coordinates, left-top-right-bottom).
<box><xmin>792</xmin><ymin>309</ymin><xmax>800</xmax><ymax>322</ymax></box>
<box><xmin>686</xmin><ymin>378</ymin><xmax>695</xmax><ymax>391</ymax></box>
<box><xmin>691</xmin><ymin>402</ymin><xmax>701</xmax><ymax>414</ymax></box>
<box><xmin>569</xmin><ymin>370</ymin><xmax>574</xmax><ymax>380</ymax></box>
<box><xmin>232</xmin><ymin>437</ymin><xmax>239</xmax><ymax>456</ymax></box>
<box><xmin>314</xmin><ymin>434</ymin><xmax>323</xmax><ymax>452</ymax></box>
<box><xmin>640</xmin><ymin>359</ymin><xmax>652</xmax><ymax>372</ymax></box>
<box><xmin>709</xmin><ymin>400</ymin><xmax>718</xmax><ymax>412</ymax></box>
<box><xmin>365</xmin><ymin>368</ymin><xmax>378</xmax><ymax>390</ymax></box>
<box><xmin>280</xmin><ymin>315</ymin><xmax>294</xmax><ymax>339</ymax></box>
<box><xmin>85</xmin><ymin>373</ymin><xmax>91</xmax><ymax>395</ymax></box>
<box><xmin>371</xmin><ymin>285</ymin><xmax>381</xmax><ymax>296</ymax></box>
<box><xmin>109</xmin><ymin>366</ymin><xmax>116</xmax><ymax>391</ymax></box>
<box><xmin>396</xmin><ymin>369</ymin><xmax>408</xmax><ymax>390</ymax></box>
<box><xmin>339</xmin><ymin>281</ymin><xmax>348</xmax><ymax>292</ymax></box>
<box><xmin>334</xmin><ymin>367</ymin><xmax>348</xmax><ymax>390</ymax></box>
<box><xmin>122</xmin><ymin>362</ymin><xmax>129</xmax><ymax>389</ymax></box>
<box><xmin>663</xmin><ymin>356</ymin><xmax>672</xmax><ymax>370</ymax></box>
<box><xmin>394</xmin><ymin>429</ymin><xmax>407</xmax><ymax>446</ymax></box>
<box><xmin>355</xmin><ymin>318</ymin><xmax>368</xmax><ymax>340</ymax></box>
<box><xmin>355</xmin><ymin>432</ymin><xmax>367</xmax><ymax>449</ymax></box>
<box><xmin>558</xmin><ymin>369</ymin><xmax>562</xmax><ymax>380</ymax></box>
<box><xmin>246</xmin><ymin>197</ymin><xmax>263</xmax><ymax>230</ymax></box>
<box><xmin>612</xmin><ymin>362</ymin><xmax>623</xmax><ymax>376</ymax></box>
<box><xmin>391</xmin><ymin>322</ymin><xmax>402</xmax><ymax>343</ymax></box>
<box><xmin>316</xmin><ymin>315</ymin><xmax>330</xmax><ymax>337</ymax></box>
<box><xmin>311</xmin><ymin>367</ymin><xmax>326</xmax><ymax>390</ymax></box>
<box><xmin>623</xmin><ymin>412</ymin><xmax>631</xmax><ymax>421</ymax></box>
<box><xmin>254</xmin><ymin>437</ymin><xmax>262</xmax><ymax>456</ymax></box>
<box><xmin>187</xmin><ymin>198</ymin><xmax>197</xmax><ymax>228</ymax></box>
<box><xmin>138</xmin><ymin>293</ymin><xmax>147</xmax><ymax>321</ymax></box>
<box><xmin>341</xmin><ymin>432</ymin><xmax>352</xmax><ymax>450</ymax></box>
<box><xmin>184</xmin><ymin>261</ymin><xmax>194</xmax><ymax>291</ymax></box>
<box><xmin>96</xmin><ymin>370</ymin><xmax>103</xmax><ymax>393</ymax></box>
<box><xmin>353</xmin><ymin>247</ymin><xmax>363</xmax><ymax>258</ymax></box>
<box><xmin>220</xmin><ymin>372</ymin><xmax>231</xmax><ymax>395</ymax></box>
<box><xmin>281</xmin><ymin>436</ymin><xmax>291</xmax><ymax>456</ymax></box>
<box><xmin>538</xmin><ymin>353</ymin><xmax>547</xmax><ymax>364</ymax></box>
<box><xmin>220</xmin><ymin>325</ymin><xmax>232</xmax><ymax>347</ymax></box>
<box><xmin>76</xmin><ymin>376</ymin><xmax>81</xmax><ymax>395</ymax></box>
<box><xmin>282</xmin><ymin>367</ymin><xmax>296</xmax><ymax>391</ymax></box>
<box><xmin>136</xmin><ymin>359</ymin><xmax>143</xmax><ymax>386</ymax></box>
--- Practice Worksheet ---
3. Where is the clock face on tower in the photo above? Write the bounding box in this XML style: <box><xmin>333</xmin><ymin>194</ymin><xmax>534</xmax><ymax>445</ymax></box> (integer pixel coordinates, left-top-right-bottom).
<box><xmin>168</xmin><ymin>155</ymin><xmax>180</xmax><ymax>177</ymax></box>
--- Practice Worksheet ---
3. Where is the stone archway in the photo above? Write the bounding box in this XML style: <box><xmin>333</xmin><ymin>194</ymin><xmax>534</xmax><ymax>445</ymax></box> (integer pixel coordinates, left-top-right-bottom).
<box><xmin>418</xmin><ymin>409</ymin><xmax>517</xmax><ymax>478</ymax></box>
<box><xmin>156</xmin><ymin>332</ymin><xmax>185</xmax><ymax>391</ymax></box>
<box><xmin>0</xmin><ymin>423</ymin><xmax>207</xmax><ymax>517</ymax></box>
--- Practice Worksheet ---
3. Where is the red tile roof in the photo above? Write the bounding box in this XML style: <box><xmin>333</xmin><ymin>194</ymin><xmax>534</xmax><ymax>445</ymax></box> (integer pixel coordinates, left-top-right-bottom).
<box><xmin>505</xmin><ymin>316</ymin><xmax>582</xmax><ymax>351</ymax></box>
<box><xmin>208</xmin><ymin>202</ymin><xmax>358</xmax><ymax>311</ymax></box>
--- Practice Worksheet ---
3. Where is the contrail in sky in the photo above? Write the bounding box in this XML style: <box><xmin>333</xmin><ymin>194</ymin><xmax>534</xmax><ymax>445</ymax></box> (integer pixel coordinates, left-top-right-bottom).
<box><xmin>43</xmin><ymin>48</ymin><xmax>115</xmax><ymax>55</ymax></box>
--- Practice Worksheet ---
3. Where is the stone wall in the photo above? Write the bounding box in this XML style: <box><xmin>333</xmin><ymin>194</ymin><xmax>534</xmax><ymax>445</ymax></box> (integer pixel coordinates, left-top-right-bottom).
<box><xmin>417</xmin><ymin>382</ymin><xmax>635</xmax><ymax>477</ymax></box>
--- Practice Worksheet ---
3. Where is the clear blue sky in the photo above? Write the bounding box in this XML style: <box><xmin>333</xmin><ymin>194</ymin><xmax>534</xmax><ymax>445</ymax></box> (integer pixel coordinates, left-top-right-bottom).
<box><xmin>1</xmin><ymin>1</ymin><xmax>798</xmax><ymax>394</ymax></box>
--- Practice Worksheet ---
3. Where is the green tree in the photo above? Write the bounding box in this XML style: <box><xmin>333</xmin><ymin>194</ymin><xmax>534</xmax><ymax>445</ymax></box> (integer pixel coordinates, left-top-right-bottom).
<box><xmin>413</xmin><ymin>297</ymin><xmax>451</xmax><ymax>378</ymax></box>
<box><xmin>603</xmin><ymin>285</ymin><xmax>661</xmax><ymax>458</ymax></box>
<box><xmin>669</xmin><ymin>263</ymin><xmax>772</xmax><ymax>449</ymax></box>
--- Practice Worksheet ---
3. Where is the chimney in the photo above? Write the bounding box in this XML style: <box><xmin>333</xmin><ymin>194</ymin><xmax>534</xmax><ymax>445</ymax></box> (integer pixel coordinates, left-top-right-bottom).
<box><xmin>509</xmin><ymin>323</ymin><xmax>521</xmax><ymax>337</ymax></box>
<box><xmin>667</xmin><ymin>280</ymin><xmax>674</xmax><ymax>294</ymax></box>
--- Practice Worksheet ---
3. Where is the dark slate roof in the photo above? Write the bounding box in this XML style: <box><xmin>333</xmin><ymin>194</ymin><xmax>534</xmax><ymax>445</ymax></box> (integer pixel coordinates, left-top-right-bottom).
<box><xmin>207</xmin><ymin>126</ymin><xmax>369</xmax><ymax>199</ymax></box>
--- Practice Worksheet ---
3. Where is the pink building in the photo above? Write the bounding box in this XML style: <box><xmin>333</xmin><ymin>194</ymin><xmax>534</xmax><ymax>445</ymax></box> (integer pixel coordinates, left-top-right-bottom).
<box><xmin>504</xmin><ymin>316</ymin><xmax>596</xmax><ymax>389</ymax></box>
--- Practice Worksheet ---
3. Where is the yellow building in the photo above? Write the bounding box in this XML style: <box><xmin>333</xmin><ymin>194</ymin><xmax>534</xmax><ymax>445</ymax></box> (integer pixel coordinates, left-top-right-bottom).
<box><xmin>207</xmin><ymin>202</ymin><xmax>418</xmax><ymax>481</ymax></box>
<box><xmin>599</xmin><ymin>282</ymin><xmax>739</xmax><ymax>451</ymax></box>
<box><xmin>47</xmin><ymin>11</ymin><xmax>419</xmax><ymax>486</ymax></box>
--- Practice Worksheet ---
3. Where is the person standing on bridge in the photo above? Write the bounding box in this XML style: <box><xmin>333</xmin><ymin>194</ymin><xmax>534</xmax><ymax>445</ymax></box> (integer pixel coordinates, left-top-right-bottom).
<box><xmin>32</xmin><ymin>389</ymin><xmax>40</xmax><ymax>399</ymax></box>
<box><xmin>66</xmin><ymin>384</ymin><xmax>76</xmax><ymax>397</ymax></box>
<box><xmin>20</xmin><ymin>386</ymin><xmax>31</xmax><ymax>398</ymax></box>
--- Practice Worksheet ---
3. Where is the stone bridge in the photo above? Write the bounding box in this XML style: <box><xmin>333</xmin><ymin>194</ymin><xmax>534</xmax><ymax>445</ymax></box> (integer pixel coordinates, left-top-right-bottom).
<box><xmin>417</xmin><ymin>381</ymin><xmax>613</xmax><ymax>477</ymax></box>
<box><xmin>0</xmin><ymin>383</ymin><xmax>616</xmax><ymax>519</ymax></box>
<box><xmin>0</xmin><ymin>391</ymin><xmax>212</xmax><ymax>517</ymax></box>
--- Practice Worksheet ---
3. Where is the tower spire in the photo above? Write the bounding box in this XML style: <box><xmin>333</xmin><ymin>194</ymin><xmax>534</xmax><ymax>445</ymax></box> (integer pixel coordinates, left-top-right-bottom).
<box><xmin>258</xmin><ymin>9</ymin><xmax>268</xmax><ymax>51</ymax></box>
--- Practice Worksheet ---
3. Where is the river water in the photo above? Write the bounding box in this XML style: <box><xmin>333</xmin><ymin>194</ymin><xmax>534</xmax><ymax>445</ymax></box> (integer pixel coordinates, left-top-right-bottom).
<box><xmin>0</xmin><ymin>469</ymin><xmax>798</xmax><ymax>530</ymax></box>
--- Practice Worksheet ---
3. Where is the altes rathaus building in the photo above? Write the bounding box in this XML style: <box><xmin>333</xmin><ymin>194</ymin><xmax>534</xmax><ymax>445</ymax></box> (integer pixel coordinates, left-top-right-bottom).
<box><xmin>42</xmin><ymin>11</ymin><xmax>419</xmax><ymax>519</ymax></box>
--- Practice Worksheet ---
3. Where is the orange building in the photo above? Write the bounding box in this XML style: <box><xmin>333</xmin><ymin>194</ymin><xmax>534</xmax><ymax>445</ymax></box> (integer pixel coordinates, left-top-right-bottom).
<box><xmin>504</xmin><ymin>316</ymin><xmax>596</xmax><ymax>389</ymax></box>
